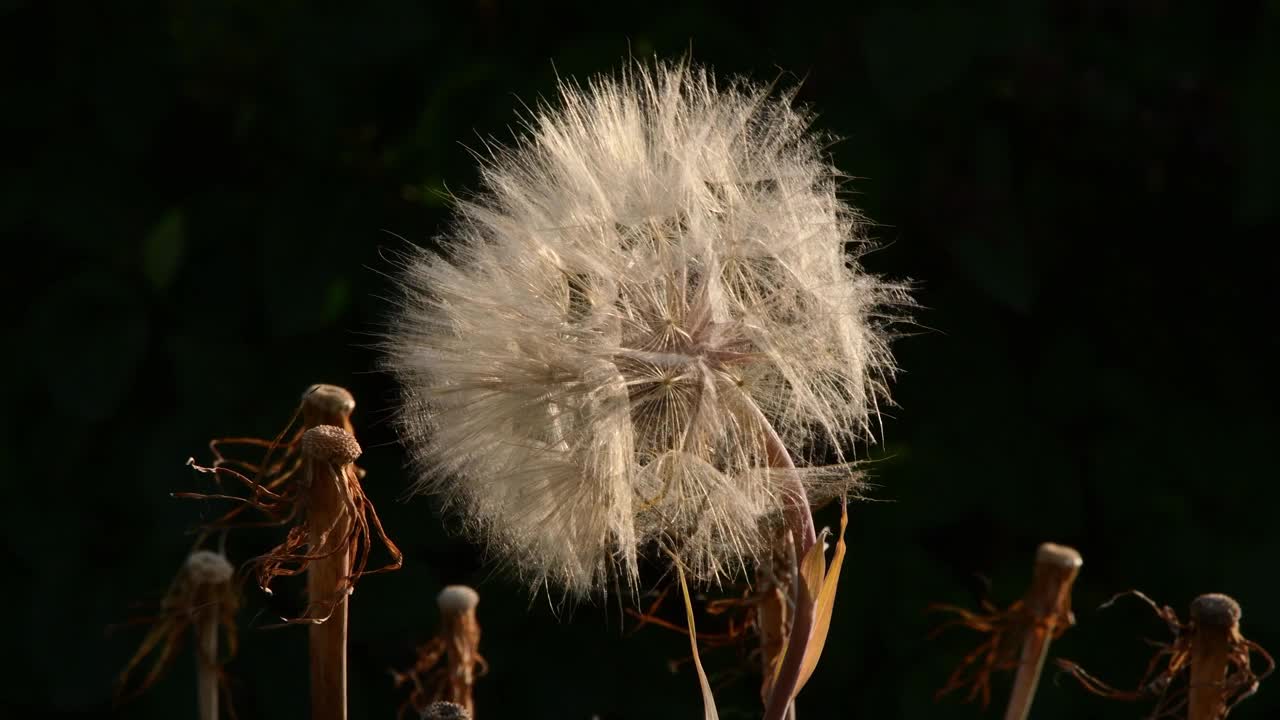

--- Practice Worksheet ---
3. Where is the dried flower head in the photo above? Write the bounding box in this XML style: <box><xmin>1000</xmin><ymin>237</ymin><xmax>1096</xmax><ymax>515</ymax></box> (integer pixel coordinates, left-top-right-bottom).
<box><xmin>1056</xmin><ymin>591</ymin><xmax>1273</xmax><ymax>719</ymax></box>
<box><xmin>392</xmin><ymin>585</ymin><xmax>487</xmax><ymax>718</ymax></box>
<box><xmin>180</xmin><ymin>385</ymin><xmax>402</xmax><ymax>622</ymax></box>
<box><xmin>116</xmin><ymin>549</ymin><xmax>240</xmax><ymax>705</ymax></box>
<box><xmin>930</xmin><ymin>543</ymin><xmax>1082</xmax><ymax>710</ymax></box>
<box><xmin>386</xmin><ymin>60</ymin><xmax>907</xmax><ymax>595</ymax></box>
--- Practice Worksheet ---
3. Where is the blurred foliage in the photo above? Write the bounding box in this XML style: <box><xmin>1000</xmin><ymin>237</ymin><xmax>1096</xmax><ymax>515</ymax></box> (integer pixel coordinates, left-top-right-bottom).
<box><xmin>3</xmin><ymin>0</ymin><xmax>1277</xmax><ymax>718</ymax></box>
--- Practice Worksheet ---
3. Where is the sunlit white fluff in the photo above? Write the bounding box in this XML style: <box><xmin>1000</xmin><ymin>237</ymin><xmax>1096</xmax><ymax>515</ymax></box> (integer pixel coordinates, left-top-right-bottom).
<box><xmin>386</xmin><ymin>61</ymin><xmax>908</xmax><ymax>596</ymax></box>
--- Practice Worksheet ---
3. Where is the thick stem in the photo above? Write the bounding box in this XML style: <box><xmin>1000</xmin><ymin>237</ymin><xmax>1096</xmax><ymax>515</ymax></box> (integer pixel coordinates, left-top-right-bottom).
<box><xmin>1188</xmin><ymin>594</ymin><xmax>1240</xmax><ymax>720</ymax></box>
<box><xmin>307</xmin><ymin>456</ymin><xmax>352</xmax><ymax>720</ymax></box>
<box><xmin>438</xmin><ymin>585</ymin><xmax>482</xmax><ymax>715</ymax></box>
<box><xmin>1003</xmin><ymin>543</ymin><xmax>1082</xmax><ymax>720</ymax></box>
<box><xmin>756</xmin><ymin>538</ymin><xmax>790</xmax><ymax>705</ymax></box>
<box><xmin>757</xmin><ymin>416</ymin><xmax>818</xmax><ymax>720</ymax></box>
<box><xmin>300</xmin><ymin>386</ymin><xmax>359</xmax><ymax>720</ymax></box>
<box><xmin>196</xmin><ymin>600</ymin><xmax>219</xmax><ymax>720</ymax></box>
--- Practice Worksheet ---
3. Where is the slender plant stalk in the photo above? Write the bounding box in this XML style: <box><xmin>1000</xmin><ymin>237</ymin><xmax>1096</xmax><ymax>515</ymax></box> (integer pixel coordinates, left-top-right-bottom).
<box><xmin>196</xmin><ymin>601</ymin><xmax>220</xmax><ymax>720</ymax></box>
<box><xmin>305</xmin><ymin>437</ymin><xmax>353</xmax><ymax>720</ymax></box>
<box><xmin>391</xmin><ymin>586</ymin><xmax>487</xmax><ymax>718</ymax></box>
<box><xmin>438</xmin><ymin>586</ymin><xmax>484</xmax><ymax>715</ymax></box>
<box><xmin>1188</xmin><ymin>594</ymin><xmax>1240</xmax><ymax>720</ymax></box>
<box><xmin>756</xmin><ymin>411</ymin><xmax>818</xmax><ymax>720</ymax></box>
<box><xmin>300</xmin><ymin>385</ymin><xmax>359</xmax><ymax>720</ymax></box>
<box><xmin>756</xmin><ymin>539</ymin><xmax>790</xmax><ymax>706</ymax></box>
<box><xmin>1004</xmin><ymin>543</ymin><xmax>1082</xmax><ymax>720</ymax></box>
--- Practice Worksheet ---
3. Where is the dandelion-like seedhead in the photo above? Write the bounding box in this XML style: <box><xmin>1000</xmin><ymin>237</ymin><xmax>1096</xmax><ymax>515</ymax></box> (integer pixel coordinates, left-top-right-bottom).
<box><xmin>386</xmin><ymin>61</ymin><xmax>908</xmax><ymax>596</ymax></box>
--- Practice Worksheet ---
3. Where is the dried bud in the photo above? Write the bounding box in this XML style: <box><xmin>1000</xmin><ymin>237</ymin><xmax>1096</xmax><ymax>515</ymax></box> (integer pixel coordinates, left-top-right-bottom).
<box><xmin>185</xmin><ymin>550</ymin><xmax>235</xmax><ymax>586</ymax></box>
<box><xmin>301</xmin><ymin>425</ymin><xmax>362</xmax><ymax>466</ymax></box>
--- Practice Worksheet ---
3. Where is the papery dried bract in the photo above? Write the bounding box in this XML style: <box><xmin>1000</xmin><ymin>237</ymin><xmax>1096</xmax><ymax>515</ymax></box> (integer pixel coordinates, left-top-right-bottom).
<box><xmin>387</xmin><ymin>61</ymin><xmax>907</xmax><ymax>595</ymax></box>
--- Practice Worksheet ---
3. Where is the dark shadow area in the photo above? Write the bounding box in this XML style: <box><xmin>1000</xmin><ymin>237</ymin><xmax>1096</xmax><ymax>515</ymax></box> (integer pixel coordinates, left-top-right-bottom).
<box><xmin>3</xmin><ymin>1</ymin><xmax>1277</xmax><ymax>717</ymax></box>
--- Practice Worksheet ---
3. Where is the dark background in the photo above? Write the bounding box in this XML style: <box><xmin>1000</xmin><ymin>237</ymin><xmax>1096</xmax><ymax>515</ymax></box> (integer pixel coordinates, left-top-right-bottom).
<box><xmin>5</xmin><ymin>1</ymin><xmax>1278</xmax><ymax>718</ymax></box>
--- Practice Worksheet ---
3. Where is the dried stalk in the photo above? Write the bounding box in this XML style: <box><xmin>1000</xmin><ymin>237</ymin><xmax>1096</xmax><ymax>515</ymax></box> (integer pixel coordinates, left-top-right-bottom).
<box><xmin>197</xmin><ymin>601</ymin><xmax>219</xmax><ymax>720</ymax></box>
<box><xmin>1189</xmin><ymin>594</ymin><xmax>1242</xmax><ymax>720</ymax></box>
<box><xmin>756</xmin><ymin>536</ymin><xmax>793</xmax><ymax>710</ymax></box>
<box><xmin>1055</xmin><ymin>590</ymin><xmax>1274</xmax><ymax>718</ymax></box>
<box><xmin>188</xmin><ymin>551</ymin><xmax>234</xmax><ymax>720</ymax></box>
<box><xmin>116</xmin><ymin>548</ymin><xmax>239</xmax><ymax>718</ymax></box>
<box><xmin>301</xmin><ymin>423</ymin><xmax>362</xmax><ymax>720</ymax></box>
<box><xmin>393</xmin><ymin>586</ymin><xmax>488</xmax><ymax>718</ymax></box>
<box><xmin>930</xmin><ymin>542</ymin><xmax>1080</xmax><ymax>710</ymax></box>
<box><xmin>1003</xmin><ymin>543</ymin><xmax>1082</xmax><ymax>720</ymax></box>
<box><xmin>179</xmin><ymin>384</ymin><xmax>403</xmax><ymax>720</ymax></box>
<box><xmin>758</xmin><ymin>418</ymin><xmax>818</xmax><ymax>720</ymax></box>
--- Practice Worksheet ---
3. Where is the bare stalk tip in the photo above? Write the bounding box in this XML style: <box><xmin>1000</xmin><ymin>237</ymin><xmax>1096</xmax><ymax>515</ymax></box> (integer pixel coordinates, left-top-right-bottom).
<box><xmin>1035</xmin><ymin>542</ymin><xmax>1082</xmax><ymax>569</ymax></box>
<box><xmin>437</xmin><ymin>585</ymin><xmax>481</xmax><ymax>614</ymax></box>
<box><xmin>1191</xmin><ymin>593</ymin><xmax>1242</xmax><ymax>629</ymax></box>
<box><xmin>1189</xmin><ymin>593</ymin><xmax>1243</xmax><ymax>720</ymax></box>
<box><xmin>1003</xmin><ymin>542</ymin><xmax>1082</xmax><ymax>720</ymax></box>
<box><xmin>303</xmin><ymin>384</ymin><xmax>357</xmax><ymax>416</ymax></box>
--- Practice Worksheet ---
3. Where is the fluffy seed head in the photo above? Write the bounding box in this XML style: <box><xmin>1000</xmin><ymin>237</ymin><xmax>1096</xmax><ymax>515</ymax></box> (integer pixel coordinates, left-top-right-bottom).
<box><xmin>386</xmin><ymin>61</ymin><xmax>908</xmax><ymax>596</ymax></box>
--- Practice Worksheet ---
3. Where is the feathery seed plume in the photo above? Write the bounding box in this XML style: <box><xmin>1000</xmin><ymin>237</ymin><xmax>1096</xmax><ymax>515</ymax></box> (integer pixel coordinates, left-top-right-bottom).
<box><xmin>386</xmin><ymin>60</ymin><xmax>908</xmax><ymax>596</ymax></box>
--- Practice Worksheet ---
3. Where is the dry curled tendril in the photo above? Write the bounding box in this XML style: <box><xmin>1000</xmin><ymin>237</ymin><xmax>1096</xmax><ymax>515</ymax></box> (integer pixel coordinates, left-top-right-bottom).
<box><xmin>625</xmin><ymin>580</ymin><xmax>760</xmax><ymax>681</ymax></box>
<box><xmin>176</xmin><ymin>390</ymin><xmax>402</xmax><ymax>623</ymax></box>
<box><xmin>929</xmin><ymin>588</ymin><xmax>1075</xmax><ymax>708</ymax></box>
<box><xmin>1054</xmin><ymin>591</ymin><xmax>1274</xmax><ymax>718</ymax></box>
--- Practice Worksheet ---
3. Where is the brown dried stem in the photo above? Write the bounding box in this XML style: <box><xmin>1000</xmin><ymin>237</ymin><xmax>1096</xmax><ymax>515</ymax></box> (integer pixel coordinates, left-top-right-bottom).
<box><xmin>393</xmin><ymin>586</ymin><xmax>488</xmax><ymax>719</ymax></box>
<box><xmin>930</xmin><ymin>542</ymin><xmax>1081</xmax><ymax>712</ymax></box>
<box><xmin>179</xmin><ymin>385</ymin><xmax>403</xmax><ymax>720</ymax></box>
<box><xmin>116</xmin><ymin>549</ymin><xmax>239</xmax><ymax>719</ymax></box>
<box><xmin>1189</xmin><ymin>594</ymin><xmax>1241</xmax><ymax>720</ymax></box>
<box><xmin>1004</xmin><ymin>543</ymin><xmax>1082</xmax><ymax>720</ymax></box>
<box><xmin>1055</xmin><ymin>590</ymin><xmax>1274</xmax><ymax>719</ymax></box>
<box><xmin>303</xmin><ymin>423</ymin><xmax>361</xmax><ymax>720</ymax></box>
<box><xmin>756</xmin><ymin>535</ymin><xmax>794</xmax><ymax>711</ymax></box>
<box><xmin>757</xmin><ymin>417</ymin><xmax>818</xmax><ymax>720</ymax></box>
<box><xmin>196</xmin><ymin>595</ymin><xmax>220</xmax><ymax>720</ymax></box>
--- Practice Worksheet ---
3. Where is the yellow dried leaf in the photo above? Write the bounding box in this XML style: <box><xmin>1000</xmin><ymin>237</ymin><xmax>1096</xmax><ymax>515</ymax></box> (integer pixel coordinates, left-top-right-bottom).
<box><xmin>675</xmin><ymin>555</ymin><xmax>720</xmax><ymax>720</ymax></box>
<box><xmin>794</xmin><ymin>499</ymin><xmax>849</xmax><ymax>695</ymax></box>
